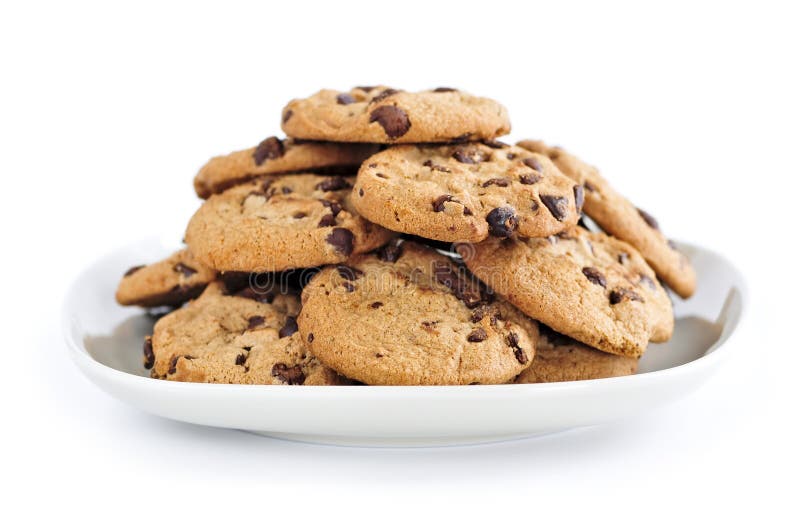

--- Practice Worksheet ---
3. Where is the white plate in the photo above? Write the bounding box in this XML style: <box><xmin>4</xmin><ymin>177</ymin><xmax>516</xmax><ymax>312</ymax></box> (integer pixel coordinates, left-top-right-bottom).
<box><xmin>63</xmin><ymin>238</ymin><xmax>747</xmax><ymax>447</ymax></box>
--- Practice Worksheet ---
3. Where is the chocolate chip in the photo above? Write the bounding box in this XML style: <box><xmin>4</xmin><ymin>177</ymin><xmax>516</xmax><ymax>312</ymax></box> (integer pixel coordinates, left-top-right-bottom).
<box><xmin>375</xmin><ymin>353</ymin><xmax>384</xmax><ymax>358</ymax></box>
<box><xmin>307</xmin><ymin>333</ymin><xmax>314</xmax><ymax>343</ymax></box>
<box><xmin>433</xmin><ymin>87</ymin><xmax>457</xmax><ymax>92</ymax></box>
<box><xmin>433</xmin><ymin>264</ymin><xmax>488</xmax><ymax>309</ymax></box>
<box><xmin>235</xmin><ymin>353</ymin><xmax>248</xmax><ymax>366</ymax></box>
<box><xmin>326</xmin><ymin>228</ymin><xmax>354</xmax><ymax>256</ymax></box>
<box><xmin>370</xmin><ymin>88</ymin><xmax>398</xmax><ymax>103</ymax></box>
<box><xmin>506</xmin><ymin>153</ymin><xmax>516</xmax><ymax>160</ymax></box>
<box><xmin>282</xmin><ymin>109</ymin><xmax>293</xmax><ymax>124</ymax></box>
<box><xmin>369</xmin><ymin>105</ymin><xmax>411</xmax><ymax>139</ymax></box>
<box><xmin>467</xmin><ymin>328</ymin><xmax>488</xmax><ymax>342</ymax></box>
<box><xmin>531</xmin><ymin>200</ymin><xmax>539</xmax><ymax>211</ymax></box>
<box><xmin>316</xmin><ymin>176</ymin><xmax>351</xmax><ymax>191</ymax></box>
<box><xmin>320</xmin><ymin>199</ymin><xmax>342</xmax><ymax>216</ymax></box>
<box><xmin>358</xmin><ymin>188</ymin><xmax>364</xmax><ymax>196</ymax></box>
<box><xmin>609</xmin><ymin>288</ymin><xmax>644</xmax><ymax>305</ymax></box>
<box><xmin>452</xmin><ymin>146</ymin><xmax>488</xmax><ymax>164</ymax></box>
<box><xmin>355</xmin><ymin>85</ymin><xmax>376</xmax><ymax>92</ymax></box>
<box><xmin>506</xmin><ymin>333</ymin><xmax>528</xmax><ymax>364</ymax></box>
<box><xmin>378</xmin><ymin>240</ymin><xmax>403</xmax><ymax>262</ymax></box>
<box><xmin>173</xmin><ymin>262</ymin><xmax>197</xmax><ymax>278</ymax></box>
<box><xmin>124</xmin><ymin>265</ymin><xmax>144</xmax><ymax>277</ymax></box>
<box><xmin>522</xmin><ymin>157</ymin><xmax>542</xmax><ymax>172</ymax></box>
<box><xmin>271</xmin><ymin>363</ymin><xmax>306</xmax><ymax>385</ymax></box>
<box><xmin>370</xmin><ymin>301</ymin><xmax>384</xmax><ymax>309</ymax></box>
<box><xmin>582</xmin><ymin>266</ymin><xmax>607</xmax><ymax>288</ymax></box>
<box><xmin>318</xmin><ymin>214</ymin><xmax>337</xmax><ymax>227</ymax></box>
<box><xmin>584</xmin><ymin>181</ymin><xmax>597</xmax><ymax>193</ymax></box>
<box><xmin>470</xmin><ymin>306</ymin><xmax>498</xmax><ymax>325</ymax></box>
<box><xmin>293</xmin><ymin>212</ymin><xmax>307</xmax><ymax>219</ymax></box>
<box><xmin>482</xmin><ymin>178</ymin><xmax>511</xmax><ymax>187</ymax></box>
<box><xmin>278</xmin><ymin>316</ymin><xmax>298</xmax><ymax>338</ymax></box>
<box><xmin>168</xmin><ymin>355</ymin><xmax>195</xmax><ymax>375</ymax></box>
<box><xmin>432</xmin><ymin>194</ymin><xmax>454</xmax><ymax>212</ymax></box>
<box><xmin>247</xmin><ymin>315</ymin><xmax>265</xmax><ymax>330</ymax></box>
<box><xmin>342</xmin><ymin>281</ymin><xmax>355</xmax><ymax>292</ymax></box>
<box><xmin>336</xmin><ymin>93</ymin><xmax>355</xmax><ymax>104</ymax></box>
<box><xmin>336</xmin><ymin>264</ymin><xmax>363</xmax><ymax>281</ymax></box>
<box><xmin>422</xmin><ymin>159</ymin><xmax>452</xmax><ymax>173</ymax></box>
<box><xmin>143</xmin><ymin>337</ymin><xmax>154</xmax><ymax>369</ymax></box>
<box><xmin>618</xmin><ymin>252</ymin><xmax>629</xmax><ymax>264</ymax></box>
<box><xmin>540</xmin><ymin>195</ymin><xmax>569</xmax><ymax>221</ymax></box>
<box><xmin>519</xmin><ymin>173</ymin><xmax>541</xmax><ymax>185</ymax></box>
<box><xmin>486</xmin><ymin>206</ymin><xmax>518</xmax><ymax>237</ymax></box>
<box><xmin>637</xmin><ymin>208</ymin><xmax>660</xmax><ymax>230</ymax></box>
<box><xmin>573</xmin><ymin>185</ymin><xmax>585</xmax><ymax>213</ymax></box>
<box><xmin>253</xmin><ymin>136</ymin><xmax>284</xmax><ymax>165</ymax></box>
<box><xmin>281</xmin><ymin>186</ymin><xmax>293</xmax><ymax>194</ymax></box>
<box><xmin>481</xmin><ymin>139</ymin><xmax>509</xmax><ymax>149</ymax></box>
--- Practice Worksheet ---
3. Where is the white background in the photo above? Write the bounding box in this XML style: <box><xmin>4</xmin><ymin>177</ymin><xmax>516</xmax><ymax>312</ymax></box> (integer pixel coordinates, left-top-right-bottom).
<box><xmin>2</xmin><ymin>1</ymin><xmax>799</xmax><ymax>530</ymax></box>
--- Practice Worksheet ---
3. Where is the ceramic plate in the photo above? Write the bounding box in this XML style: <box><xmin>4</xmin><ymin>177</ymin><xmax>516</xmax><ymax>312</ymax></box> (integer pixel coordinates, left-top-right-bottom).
<box><xmin>63</xmin><ymin>238</ymin><xmax>746</xmax><ymax>446</ymax></box>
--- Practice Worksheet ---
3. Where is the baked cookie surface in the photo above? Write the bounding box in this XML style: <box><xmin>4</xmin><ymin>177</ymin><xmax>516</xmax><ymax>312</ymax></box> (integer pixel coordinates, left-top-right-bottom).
<box><xmin>459</xmin><ymin>227</ymin><xmax>673</xmax><ymax>358</ymax></box>
<box><xmin>514</xmin><ymin>325</ymin><xmax>638</xmax><ymax>383</ymax></box>
<box><xmin>352</xmin><ymin>142</ymin><xmax>582</xmax><ymax>242</ymax></box>
<box><xmin>193</xmin><ymin>136</ymin><xmax>378</xmax><ymax>198</ymax></box>
<box><xmin>281</xmin><ymin>86</ymin><xmax>510</xmax><ymax>143</ymax></box>
<box><xmin>116</xmin><ymin>248</ymin><xmax>217</xmax><ymax>307</ymax></box>
<box><xmin>185</xmin><ymin>174</ymin><xmax>395</xmax><ymax>272</ymax></box>
<box><xmin>297</xmin><ymin>241</ymin><xmax>539</xmax><ymax>385</ymax></box>
<box><xmin>148</xmin><ymin>282</ymin><xmax>349</xmax><ymax>385</ymax></box>
<box><xmin>517</xmin><ymin>140</ymin><xmax>696</xmax><ymax>298</ymax></box>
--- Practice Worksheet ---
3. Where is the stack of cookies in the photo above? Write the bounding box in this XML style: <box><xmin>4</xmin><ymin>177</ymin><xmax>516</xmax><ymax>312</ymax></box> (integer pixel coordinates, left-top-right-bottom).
<box><xmin>116</xmin><ymin>86</ymin><xmax>696</xmax><ymax>386</ymax></box>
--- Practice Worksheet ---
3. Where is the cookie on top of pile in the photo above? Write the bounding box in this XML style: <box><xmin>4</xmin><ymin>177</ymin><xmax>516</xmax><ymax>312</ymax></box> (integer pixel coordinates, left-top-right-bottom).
<box><xmin>116</xmin><ymin>85</ymin><xmax>696</xmax><ymax>387</ymax></box>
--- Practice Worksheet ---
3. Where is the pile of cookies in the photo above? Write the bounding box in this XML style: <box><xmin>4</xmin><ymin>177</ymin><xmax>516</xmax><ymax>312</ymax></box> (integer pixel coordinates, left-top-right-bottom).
<box><xmin>116</xmin><ymin>86</ymin><xmax>696</xmax><ymax>386</ymax></box>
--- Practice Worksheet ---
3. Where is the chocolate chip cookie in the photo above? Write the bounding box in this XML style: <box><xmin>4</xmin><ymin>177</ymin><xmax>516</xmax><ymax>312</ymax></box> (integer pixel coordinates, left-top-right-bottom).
<box><xmin>514</xmin><ymin>325</ymin><xmax>638</xmax><ymax>383</ymax></box>
<box><xmin>281</xmin><ymin>86</ymin><xmax>510</xmax><ymax>143</ymax></box>
<box><xmin>458</xmin><ymin>227</ymin><xmax>673</xmax><ymax>358</ymax></box>
<box><xmin>185</xmin><ymin>174</ymin><xmax>395</xmax><ymax>272</ymax></box>
<box><xmin>148</xmin><ymin>281</ymin><xmax>349</xmax><ymax>384</ymax></box>
<box><xmin>193</xmin><ymin>136</ymin><xmax>378</xmax><ymax>199</ymax></box>
<box><xmin>116</xmin><ymin>248</ymin><xmax>217</xmax><ymax>307</ymax></box>
<box><xmin>351</xmin><ymin>142</ymin><xmax>582</xmax><ymax>242</ymax></box>
<box><xmin>517</xmin><ymin>140</ymin><xmax>696</xmax><ymax>298</ymax></box>
<box><xmin>297</xmin><ymin>240</ymin><xmax>539</xmax><ymax>385</ymax></box>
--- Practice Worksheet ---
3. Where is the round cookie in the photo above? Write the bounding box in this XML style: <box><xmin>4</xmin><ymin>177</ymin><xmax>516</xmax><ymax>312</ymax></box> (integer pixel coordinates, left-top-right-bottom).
<box><xmin>297</xmin><ymin>240</ymin><xmax>539</xmax><ymax>385</ymax></box>
<box><xmin>458</xmin><ymin>227</ymin><xmax>673</xmax><ymax>358</ymax></box>
<box><xmin>517</xmin><ymin>140</ymin><xmax>696</xmax><ymax>298</ymax></box>
<box><xmin>352</xmin><ymin>142</ymin><xmax>583</xmax><ymax>242</ymax></box>
<box><xmin>185</xmin><ymin>174</ymin><xmax>395</xmax><ymax>272</ymax></box>
<box><xmin>116</xmin><ymin>248</ymin><xmax>217</xmax><ymax>307</ymax></box>
<box><xmin>514</xmin><ymin>325</ymin><xmax>638</xmax><ymax>383</ymax></box>
<box><xmin>148</xmin><ymin>281</ymin><xmax>350</xmax><ymax>385</ymax></box>
<box><xmin>281</xmin><ymin>86</ymin><xmax>510</xmax><ymax>144</ymax></box>
<box><xmin>194</xmin><ymin>136</ymin><xmax>378</xmax><ymax>199</ymax></box>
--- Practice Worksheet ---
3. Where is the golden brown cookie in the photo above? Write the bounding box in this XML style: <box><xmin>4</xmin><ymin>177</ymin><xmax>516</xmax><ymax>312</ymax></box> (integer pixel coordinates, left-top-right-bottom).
<box><xmin>193</xmin><ymin>136</ymin><xmax>378</xmax><ymax>198</ymax></box>
<box><xmin>297</xmin><ymin>240</ymin><xmax>539</xmax><ymax>385</ymax></box>
<box><xmin>517</xmin><ymin>140</ymin><xmax>696</xmax><ymax>298</ymax></box>
<box><xmin>115</xmin><ymin>248</ymin><xmax>217</xmax><ymax>307</ymax></box>
<box><xmin>514</xmin><ymin>325</ymin><xmax>638</xmax><ymax>383</ymax></box>
<box><xmin>458</xmin><ymin>227</ymin><xmax>673</xmax><ymax>358</ymax></box>
<box><xmin>147</xmin><ymin>282</ymin><xmax>350</xmax><ymax>385</ymax></box>
<box><xmin>185</xmin><ymin>174</ymin><xmax>395</xmax><ymax>272</ymax></box>
<box><xmin>281</xmin><ymin>86</ymin><xmax>510</xmax><ymax>143</ymax></box>
<box><xmin>351</xmin><ymin>142</ymin><xmax>582</xmax><ymax>242</ymax></box>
